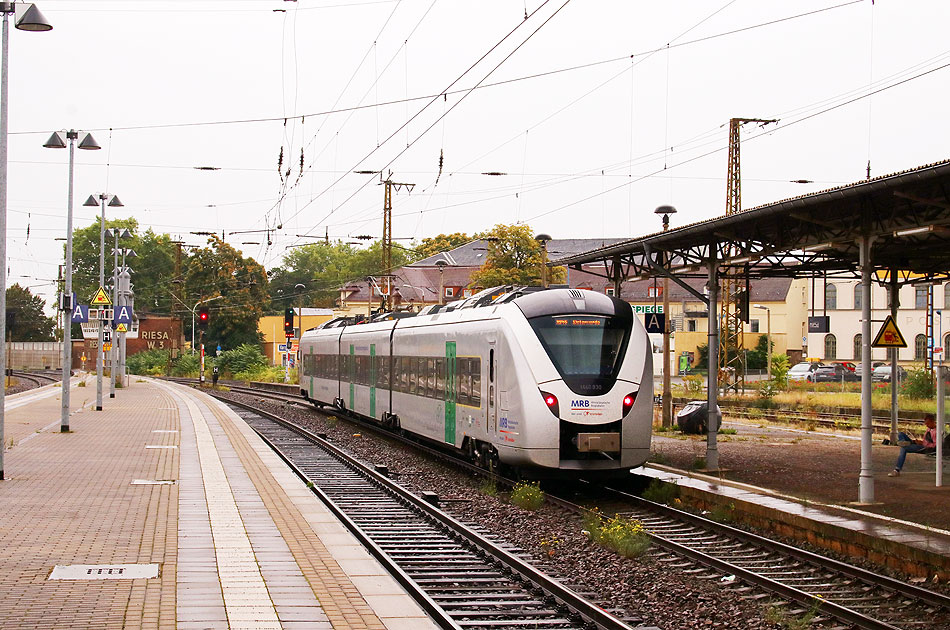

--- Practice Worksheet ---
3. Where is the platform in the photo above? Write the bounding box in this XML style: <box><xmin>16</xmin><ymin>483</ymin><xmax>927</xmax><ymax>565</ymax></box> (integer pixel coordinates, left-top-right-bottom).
<box><xmin>0</xmin><ymin>376</ymin><xmax>437</xmax><ymax>630</ymax></box>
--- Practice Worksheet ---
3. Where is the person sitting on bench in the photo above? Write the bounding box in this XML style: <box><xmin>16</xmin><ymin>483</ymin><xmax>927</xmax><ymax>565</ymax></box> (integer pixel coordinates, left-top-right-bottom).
<box><xmin>888</xmin><ymin>414</ymin><xmax>938</xmax><ymax>477</ymax></box>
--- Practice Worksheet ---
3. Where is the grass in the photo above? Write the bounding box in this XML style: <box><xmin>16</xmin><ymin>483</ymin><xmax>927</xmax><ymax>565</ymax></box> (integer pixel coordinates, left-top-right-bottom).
<box><xmin>582</xmin><ymin>510</ymin><xmax>651</xmax><ymax>558</ymax></box>
<box><xmin>510</xmin><ymin>481</ymin><xmax>545</xmax><ymax>510</ymax></box>
<box><xmin>647</xmin><ymin>451</ymin><xmax>670</xmax><ymax>466</ymax></box>
<box><xmin>77</xmin><ymin>380</ymin><xmax>86</xmax><ymax>387</ymax></box>
<box><xmin>718</xmin><ymin>428</ymin><xmax>737</xmax><ymax>435</ymax></box>
<box><xmin>641</xmin><ymin>479</ymin><xmax>679</xmax><ymax>505</ymax></box>
<box><xmin>708</xmin><ymin>502</ymin><xmax>736</xmax><ymax>523</ymax></box>
<box><xmin>764</xmin><ymin>596</ymin><xmax>824</xmax><ymax>630</ymax></box>
<box><xmin>479</xmin><ymin>478</ymin><xmax>499</xmax><ymax>497</ymax></box>
<box><xmin>690</xmin><ymin>456</ymin><xmax>707</xmax><ymax>471</ymax></box>
<box><xmin>725</xmin><ymin>389</ymin><xmax>940</xmax><ymax>414</ymax></box>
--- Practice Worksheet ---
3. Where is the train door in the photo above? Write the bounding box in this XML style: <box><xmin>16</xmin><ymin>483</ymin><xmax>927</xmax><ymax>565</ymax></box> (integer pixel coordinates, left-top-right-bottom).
<box><xmin>488</xmin><ymin>341</ymin><xmax>497</xmax><ymax>438</ymax></box>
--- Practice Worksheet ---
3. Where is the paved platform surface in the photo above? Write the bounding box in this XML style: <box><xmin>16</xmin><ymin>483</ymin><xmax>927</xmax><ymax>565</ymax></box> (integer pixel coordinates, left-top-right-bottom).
<box><xmin>0</xmin><ymin>377</ymin><xmax>437</xmax><ymax>630</ymax></box>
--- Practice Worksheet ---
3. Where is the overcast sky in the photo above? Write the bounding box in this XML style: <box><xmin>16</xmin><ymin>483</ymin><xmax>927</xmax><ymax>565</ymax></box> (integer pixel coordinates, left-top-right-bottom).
<box><xmin>7</xmin><ymin>0</ymin><xmax>950</xmax><ymax>311</ymax></box>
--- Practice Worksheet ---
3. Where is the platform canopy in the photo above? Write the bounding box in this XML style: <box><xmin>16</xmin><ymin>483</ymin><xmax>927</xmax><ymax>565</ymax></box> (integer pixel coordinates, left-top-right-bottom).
<box><xmin>552</xmin><ymin>159</ymin><xmax>950</xmax><ymax>284</ymax></box>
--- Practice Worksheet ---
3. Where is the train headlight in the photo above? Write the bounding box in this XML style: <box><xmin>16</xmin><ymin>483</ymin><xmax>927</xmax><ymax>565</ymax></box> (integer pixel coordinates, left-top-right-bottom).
<box><xmin>539</xmin><ymin>390</ymin><xmax>559</xmax><ymax>417</ymax></box>
<box><xmin>622</xmin><ymin>392</ymin><xmax>636</xmax><ymax>416</ymax></box>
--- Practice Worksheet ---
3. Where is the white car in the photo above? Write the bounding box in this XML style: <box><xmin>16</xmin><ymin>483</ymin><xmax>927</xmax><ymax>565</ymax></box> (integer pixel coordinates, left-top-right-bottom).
<box><xmin>787</xmin><ymin>362</ymin><xmax>824</xmax><ymax>382</ymax></box>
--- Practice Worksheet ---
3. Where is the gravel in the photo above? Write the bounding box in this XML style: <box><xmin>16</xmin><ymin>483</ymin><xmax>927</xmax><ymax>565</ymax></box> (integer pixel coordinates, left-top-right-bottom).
<box><xmin>219</xmin><ymin>390</ymin><xmax>787</xmax><ymax>630</ymax></box>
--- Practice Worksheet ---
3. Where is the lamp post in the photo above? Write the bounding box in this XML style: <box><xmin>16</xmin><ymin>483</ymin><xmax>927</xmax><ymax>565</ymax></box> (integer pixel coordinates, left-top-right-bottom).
<box><xmin>535</xmin><ymin>234</ymin><xmax>552</xmax><ymax>288</ymax></box>
<box><xmin>435</xmin><ymin>260</ymin><xmax>448</xmax><ymax>305</ymax></box>
<box><xmin>82</xmin><ymin>193</ymin><xmax>123</xmax><ymax>411</ymax></box>
<box><xmin>0</xmin><ymin>2</ymin><xmax>52</xmax><ymax>480</ymax></box>
<box><xmin>106</xmin><ymin>228</ymin><xmax>130</xmax><ymax>398</ymax></box>
<box><xmin>754</xmin><ymin>304</ymin><xmax>771</xmax><ymax>379</ymax></box>
<box><xmin>117</xmin><ymin>248</ymin><xmax>136</xmax><ymax>386</ymax></box>
<box><xmin>655</xmin><ymin>205</ymin><xmax>677</xmax><ymax>429</ymax></box>
<box><xmin>43</xmin><ymin>129</ymin><xmax>100</xmax><ymax>433</ymax></box>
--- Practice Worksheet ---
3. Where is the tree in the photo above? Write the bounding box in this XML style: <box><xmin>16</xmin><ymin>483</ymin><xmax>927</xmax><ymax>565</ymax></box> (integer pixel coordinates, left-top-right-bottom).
<box><xmin>469</xmin><ymin>224</ymin><xmax>566</xmax><ymax>288</ymax></box>
<box><xmin>68</xmin><ymin>217</ymin><xmax>178</xmax><ymax>314</ymax></box>
<box><xmin>268</xmin><ymin>240</ymin><xmax>413</xmax><ymax>311</ymax></box>
<box><xmin>6</xmin><ymin>284</ymin><xmax>55</xmax><ymax>341</ymax></box>
<box><xmin>184</xmin><ymin>236</ymin><xmax>270</xmax><ymax>350</ymax></box>
<box><xmin>746</xmin><ymin>334</ymin><xmax>773</xmax><ymax>370</ymax></box>
<box><xmin>414</xmin><ymin>232</ymin><xmax>471</xmax><ymax>259</ymax></box>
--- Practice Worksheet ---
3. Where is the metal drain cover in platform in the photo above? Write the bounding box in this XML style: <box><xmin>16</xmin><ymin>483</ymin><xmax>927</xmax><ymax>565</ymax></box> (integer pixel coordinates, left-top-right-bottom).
<box><xmin>49</xmin><ymin>564</ymin><xmax>159</xmax><ymax>580</ymax></box>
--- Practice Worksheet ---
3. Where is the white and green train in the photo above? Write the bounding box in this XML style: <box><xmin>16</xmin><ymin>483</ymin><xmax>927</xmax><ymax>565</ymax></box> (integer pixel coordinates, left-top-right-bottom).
<box><xmin>298</xmin><ymin>287</ymin><xmax>653</xmax><ymax>477</ymax></box>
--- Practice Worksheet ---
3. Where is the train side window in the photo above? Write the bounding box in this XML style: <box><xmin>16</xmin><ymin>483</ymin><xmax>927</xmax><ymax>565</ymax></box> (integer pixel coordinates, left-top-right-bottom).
<box><xmin>435</xmin><ymin>358</ymin><xmax>445</xmax><ymax>399</ymax></box>
<box><xmin>407</xmin><ymin>357</ymin><xmax>417</xmax><ymax>395</ymax></box>
<box><xmin>398</xmin><ymin>357</ymin><xmax>408</xmax><ymax>393</ymax></box>
<box><xmin>458</xmin><ymin>359</ymin><xmax>471</xmax><ymax>406</ymax></box>
<box><xmin>379</xmin><ymin>356</ymin><xmax>389</xmax><ymax>389</ymax></box>
<box><xmin>424</xmin><ymin>358</ymin><xmax>434</xmax><ymax>398</ymax></box>
<box><xmin>489</xmin><ymin>349</ymin><xmax>494</xmax><ymax>382</ymax></box>
<box><xmin>471</xmin><ymin>358</ymin><xmax>481</xmax><ymax>406</ymax></box>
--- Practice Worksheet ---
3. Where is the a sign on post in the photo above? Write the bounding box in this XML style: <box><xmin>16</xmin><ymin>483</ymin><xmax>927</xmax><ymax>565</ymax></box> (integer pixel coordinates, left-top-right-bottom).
<box><xmin>644</xmin><ymin>312</ymin><xmax>665</xmax><ymax>334</ymax></box>
<box><xmin>71</xmin><ymin>304</ymin><xmax>89</xmax><ymax>323</ymax></box>
<box><xmin>871</xmin><ymin>315</ymin><xmax>908</xmax><ymax>348</ymax></box>
<box><xmin>115</xmin><ymin>305</ymin><xmax>132</xmax><ymax>324</ymax></box>
<box><xmin>90</xmin><ymin>287</ymin><xmax>112</xmax><ymax>306</ymax></box>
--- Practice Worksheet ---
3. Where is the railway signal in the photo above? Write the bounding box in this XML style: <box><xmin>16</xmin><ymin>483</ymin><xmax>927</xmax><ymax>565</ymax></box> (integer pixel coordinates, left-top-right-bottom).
<box><xmin>284</xmin><ymin>308</ymin><xmax>294</xmax><ymax>337</ymax></box>
<box><xmin>197</xmin><ymin>307</ymin><xmax>209</xmax><ymax>331</ymax></box>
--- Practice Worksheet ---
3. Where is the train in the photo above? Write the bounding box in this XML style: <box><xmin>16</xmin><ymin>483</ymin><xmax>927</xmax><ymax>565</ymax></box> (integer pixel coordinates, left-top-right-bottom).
<box><xmin>298</xmin><ymin>286</ymin><xmax>653</xmax><ymax>477</ymax></box>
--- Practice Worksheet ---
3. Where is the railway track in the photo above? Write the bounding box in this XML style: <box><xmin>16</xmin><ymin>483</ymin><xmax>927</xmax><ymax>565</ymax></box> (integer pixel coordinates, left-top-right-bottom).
<box><xmin>179</xmin><ymin>379</ymin><xmax>950</xmax><ymax>629</ymax></box>
<box><xmin>551</xmin><ymin>483</ymin><xmax>950</xmax><ymax>630</ymax></box>
<box><xmin>10</xmin><ymin>370</ymin><xmax>60</xmax><ymax>388</ymax></box>
<box><xmin>216</xmin><ymin>394</ymin><xmax>643</xmax><ymax>630</ymax></box>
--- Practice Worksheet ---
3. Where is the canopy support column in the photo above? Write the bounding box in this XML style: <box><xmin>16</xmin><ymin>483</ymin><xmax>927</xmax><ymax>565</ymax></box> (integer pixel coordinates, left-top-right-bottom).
<box><xmin>706</xmin><ymin>243</ymin><xmax>720</xmax><ymax>472</ymax></box>
<box><xmin>859</xmin><ymin>236</ymin><xmax>875</xmax><ymax>504</ymax></box>
<box><xmin>889</xmin><ymin>269</ymin><xmax>899</xmax><ymax>442</ymax></box>
<box><xmin>938</xmin><ymin>365</ymin><xmax>945</xmax><ymax>487</ymax></box>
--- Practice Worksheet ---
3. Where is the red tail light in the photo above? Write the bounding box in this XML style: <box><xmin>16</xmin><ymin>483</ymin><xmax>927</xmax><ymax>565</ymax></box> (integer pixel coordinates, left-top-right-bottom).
<box><xmin>540</xmin><ymin>390</ymin><xmax>559</xmax><ymax>417</ymax></box>
<box><xmin>622</xmin><ymin>392</ymin><xmax>636</xmax><ymax>416</ymax></box>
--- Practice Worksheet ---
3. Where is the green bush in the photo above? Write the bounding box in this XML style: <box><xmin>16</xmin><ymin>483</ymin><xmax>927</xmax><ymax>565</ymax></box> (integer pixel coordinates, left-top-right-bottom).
<box><xmin>171</xmin><ymin>353</ymin><xmax>200</xmax><ymax>377</ymax></box>
<box><xmin>770</xmin><ymin>354</ymin><xmax>790</xmax><ymax>388</ymax></box>
<box><xmin>641</xmin><ymin>478</ymin><xmax>679</xmax><ymax>504</ymax></box>
<box><xmin>127</xmin><ymin>348</ymin><xmax>171</xmax><ymax>375</ymax></box>
<box><xmin>510</xmin><ymin>481</ymin><xmax>545</xmax><ymax>510</ymax></box>
<box><xmin>583</xmin><ymin>510</ymin><xmax>651</xmax><ymax>558</ymax></box>
<box><xmin>901</xmin><ymin>366</ymin><xmax>935</xmax><ymax>400</ymax></box>
<box><xmin>682</xmin><ymin>374</ymin><xmax>704</xmax><ymax>395</ymax></box>
<box><xmin>214</xmin><ymin>344</ymin><xmax>268</xmax><ymax>377</ymax></box>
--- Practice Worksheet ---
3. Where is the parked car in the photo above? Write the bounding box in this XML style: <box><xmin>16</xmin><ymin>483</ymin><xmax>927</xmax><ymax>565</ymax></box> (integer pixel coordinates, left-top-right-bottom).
<box><xmin>855</xmin><ymin>361</ymin><xmax>887</xmax><ymax>374</ymax></box>
<box><xmin>788</xmin><ymin>362</ymin><xmax>825</xmax><ymax>382</ymax></box>
<box><xmin>814</xmin><ymin>364</ymin><xmax>861</xmax><ymax>383</ymax></box>
<box><xmin>833</xmin><ymin>361</ymin><xmax>857</xmax><ymax>373</ymax></box>
<box><xmin>871</xmin><ymin>365</ymin><xmax>907</xmax><ymax>383</ymax></box>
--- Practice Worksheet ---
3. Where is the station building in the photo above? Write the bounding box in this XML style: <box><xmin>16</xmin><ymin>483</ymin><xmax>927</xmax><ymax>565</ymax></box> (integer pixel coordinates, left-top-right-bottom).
<box><xmin>804</xmin><ymin>278</ymin><xmax>949</xmax><ymax>365</ymax></box>
<box><xmin>259</xmin><ymin>307</ymin><xmax>333</xmax><ymax>366</ymax></box>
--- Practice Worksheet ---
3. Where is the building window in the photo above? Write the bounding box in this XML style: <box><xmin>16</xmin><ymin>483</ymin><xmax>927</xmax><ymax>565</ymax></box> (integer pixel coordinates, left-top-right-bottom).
<box><xmin>824</xmin><ymin>334</ymin><xmax>837</xmax><ymax>360</ymax></box>
<box><xmin>647</xmin><ymin>285</ymin><xmax>663</xmax><ymax>298</ymax></box>
<box><xmin>945</xmin><ymin>284</ymin><xmax>950</xmax><ymax>310</ymax></box>
<box><xmin>945</xmin><ymin>333</ymin><xmax>950</xmax><ymax>353</ymax></box>
<box><xmin>825</xmin><ymin>284</ymin><xmax>837</xmax><ymax>310</ymax></box>
<box><xmin>853</xmin><ymin>334</ymin><xmax>862</xmax><ymax>360</ymax></box>
<box><xmin>916</xmin><ymin>286</ymin><xmax>929</xmax><ymax>310</ymax></box>
<box><xmin>605</xmin><ymin>287</ymin><xmax>615</xmax><ymax>296</ymax></box>
<box><xmin>687</xmin><ymin>320</ymin><xmax>697</xmax><ymax>332</ymax></box>
<box><xmin>750</xmin><ymin>319</ymin><xmax>759</xmax><ymax>333</ymax></box>
<box><xmin>853</xmin><ymin>284</ymin><xmax>863</xmax><ymax>311</ymax></box>
<box><xmin>915</xmin><ymin>334</ymin><xmax>927</xmax><ymax>361</ymax></box>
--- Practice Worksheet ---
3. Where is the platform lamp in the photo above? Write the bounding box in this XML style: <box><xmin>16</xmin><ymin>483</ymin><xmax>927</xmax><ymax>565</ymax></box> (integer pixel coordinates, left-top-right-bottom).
<box><xmin>43</xmin><ymin>130</ymin><xmax>100</xmax><ymax>433</ymax></box>
<box><xmin>0</xmin><ymin>3</ymin><xmax>53</xmax><ymax>481</ymax></box>
<box><xmin>535</xmin><ymin>233</ymin><xmax>552</xmax><ymax>288</ymax></box>
<box><xmin>655</xmin><ymin>205</ymin><xmax>677</xmax><ymax>429</ymax></box>
<box><xmin>83</xmin><ymin>193</ymin><xmax>124</xmax><ymax>411</ymax></box>
<box><xmin>435</xmin><ymin>259</ymin><xmax>448</xmax><ymax>305</ymax></box>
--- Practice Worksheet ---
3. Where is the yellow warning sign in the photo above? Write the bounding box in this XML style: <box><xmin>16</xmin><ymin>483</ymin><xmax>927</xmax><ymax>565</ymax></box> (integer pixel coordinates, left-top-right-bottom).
<box><xmin>871</xmin><ymin>315</ymin><xmax>908</xmax><ymax>348</ymax></box>
<box><xmin>90</xmin><ymin>287</ymin><xmax>112</xmax><ymax>305</ymax></box>
<box><xmin>115</xmin><ymin>323</ymin><xmax>128</xmax><ymax>333</ymax></box>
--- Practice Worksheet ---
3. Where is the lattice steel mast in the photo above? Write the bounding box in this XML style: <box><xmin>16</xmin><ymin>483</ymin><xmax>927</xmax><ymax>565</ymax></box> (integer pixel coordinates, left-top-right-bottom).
<box><xmin>721</xmin><ymin>118</ymin><xmax>776</xmax><ymax>392</ymax></box>
<box><xmin>381</xmin><ymin>176</ymin><xmax>413</xmax><ymax>311</ymax></box>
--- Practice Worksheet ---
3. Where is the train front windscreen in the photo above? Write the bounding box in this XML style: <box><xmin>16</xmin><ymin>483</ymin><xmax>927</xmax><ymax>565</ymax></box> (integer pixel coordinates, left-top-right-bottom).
<box><xmin>529</xmin><ymin>315</ymin><xmax>630</xmax><ymax>395</ymax></box>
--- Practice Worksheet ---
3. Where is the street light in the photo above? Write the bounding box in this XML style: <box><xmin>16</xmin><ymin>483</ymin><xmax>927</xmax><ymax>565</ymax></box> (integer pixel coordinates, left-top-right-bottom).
<box><xmin>535</xmin><ymin>234</ymin><xmax>552</xmax><ymax>288</ymax></box>
<box><xmin>83</xmin><ymin>193</ymin><xmax>123</xmax><ymax>410</ymax></box>
<box><xmin>43</xmin><ymin>129</ymin><xmax>100</xmax><ymax>433</ymax></box>
<box><xmin>754</xmin><ymin>304</ymin><xmax>772</xmax><ymax>379</ymax></box>
<box><xmin>105</xmin><ymin>227</ymin><xmax>131</xmax><ymax>398</ymax></box>
<box><xmin>655</xmin><ymin>205</ymin><xmax>677</xmax><ymax>429</ymax></box>
<box><xmin>117</xmin><ymin>248</ymin><xmax>135</xmax><ymax>386</ymax></box>
<box><xmin>435</xmin><ymin>259</ymin><xmax>448</xmax><ymax>305</ymax></box>
<box><xmin>0</xmin><ymin>2</ymin><xmax>53</xmax><ymax>480</ymax></box>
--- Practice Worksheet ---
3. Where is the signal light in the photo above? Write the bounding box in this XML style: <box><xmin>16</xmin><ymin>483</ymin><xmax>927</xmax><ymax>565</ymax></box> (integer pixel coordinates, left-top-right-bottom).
<box><xmin>197</xmin><ymin>307</ymin><xmax>209</xmax><ymax>331</ymax></box>
<box><xmin>284</xmin><ymin>308</ymin><xmax>295</xmax><ymax>337</ymax></box>
<box><xmin>622</xmin><ymin>392</ymin><xmax>637</xmax><ymax>416</ymax></box>
<box><xmin>540</xmin><ymin>390</ymin><xmax>559</xmax><ymax>417</ymax></box>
